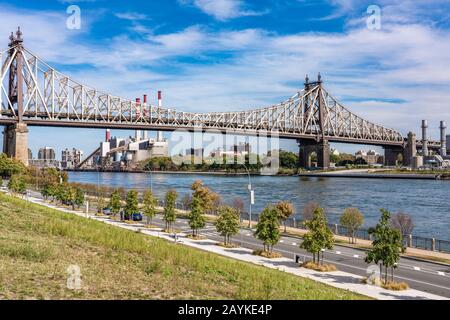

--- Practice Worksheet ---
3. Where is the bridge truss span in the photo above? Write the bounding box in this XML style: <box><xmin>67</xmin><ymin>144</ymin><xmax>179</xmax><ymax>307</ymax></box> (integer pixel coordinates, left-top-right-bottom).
<box><xmin>0</xmin><ymin>40</ymin><xmax>403</xmax><ymax>146</ymax></box>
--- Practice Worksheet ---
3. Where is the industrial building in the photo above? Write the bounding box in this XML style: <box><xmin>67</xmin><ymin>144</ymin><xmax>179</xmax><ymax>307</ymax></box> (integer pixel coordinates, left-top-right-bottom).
<box><xmin>77</xmin><ymin>92</ymin><xmax>169</xmax><ymax>170</ymax></box>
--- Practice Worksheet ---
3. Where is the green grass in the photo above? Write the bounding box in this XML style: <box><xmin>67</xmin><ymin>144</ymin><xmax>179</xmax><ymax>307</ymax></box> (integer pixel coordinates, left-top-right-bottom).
<box><xmin>0</xmin><ymin>193</ymin><xmax>369</xmax><ymax>300</ymax></box>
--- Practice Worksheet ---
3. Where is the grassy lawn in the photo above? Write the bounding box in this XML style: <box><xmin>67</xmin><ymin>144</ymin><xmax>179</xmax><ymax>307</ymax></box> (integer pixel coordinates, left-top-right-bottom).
<box><xmin>0</xmin><ymin>193</ymin><xmax>368</xmax><ymax>300</ymax></box>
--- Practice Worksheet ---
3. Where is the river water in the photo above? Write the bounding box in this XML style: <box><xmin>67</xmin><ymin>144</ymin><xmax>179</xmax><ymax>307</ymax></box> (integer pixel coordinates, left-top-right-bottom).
<box><xmin>68</xmin><ymin>171</ymin><xmax>450</xmax><ymax>241</ymax></box>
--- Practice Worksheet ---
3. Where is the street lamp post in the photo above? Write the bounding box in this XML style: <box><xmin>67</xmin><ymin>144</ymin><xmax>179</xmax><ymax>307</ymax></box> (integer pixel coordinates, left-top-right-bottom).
<box><xmin>242</xmin><ymin>164</ymin><xmax>254</xmax><ymax>229</ymax></box>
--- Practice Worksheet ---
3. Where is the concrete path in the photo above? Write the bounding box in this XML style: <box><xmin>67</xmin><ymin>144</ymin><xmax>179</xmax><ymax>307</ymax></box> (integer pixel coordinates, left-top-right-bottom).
<box><xmin>16</xmin><ymin>193</ymin><xmax>447</xmax><ymax>300</ymax></box>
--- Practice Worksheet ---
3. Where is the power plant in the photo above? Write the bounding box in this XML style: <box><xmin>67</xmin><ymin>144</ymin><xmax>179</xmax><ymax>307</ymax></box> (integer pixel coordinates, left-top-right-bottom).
<box><xmin>77</xmin><ymin>91</ymin><xmax>169</xmax><ymax>170</ymax></box>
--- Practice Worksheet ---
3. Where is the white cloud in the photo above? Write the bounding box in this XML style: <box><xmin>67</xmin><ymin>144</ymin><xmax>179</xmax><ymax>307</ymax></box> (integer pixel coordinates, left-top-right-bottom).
<box><xmin>180</xmin><ymin>0</ymin><xmax>268</xmax><ymax>21</ymax></box>
<box><xmin>115</xmin><ymin>12</ymin><xmax>150</xmax><ymax>21</ymax></box>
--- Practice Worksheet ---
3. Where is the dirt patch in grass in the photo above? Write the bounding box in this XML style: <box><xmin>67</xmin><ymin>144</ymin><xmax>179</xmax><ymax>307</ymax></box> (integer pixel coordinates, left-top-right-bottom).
<box><xmin>0</xmin><ymin>193</ymin><xmax>369</xmax><ymax>300</ymax></box>
<box><xmin>301</xmin><ymin>261</ymin><xmax>337</xmax><ymax>272</ymax></box>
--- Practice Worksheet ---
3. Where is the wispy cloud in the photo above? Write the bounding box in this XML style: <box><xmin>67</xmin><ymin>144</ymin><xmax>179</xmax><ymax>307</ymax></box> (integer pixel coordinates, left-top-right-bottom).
<box><xmin>179</xmin><ymin>0</ymin><xmax>268</xmax><ymax>21</ymax></box>
<box><xmin>115</xmin><ymin>12</ymin><xmax>150</xmax><ymax>21</ymax></box>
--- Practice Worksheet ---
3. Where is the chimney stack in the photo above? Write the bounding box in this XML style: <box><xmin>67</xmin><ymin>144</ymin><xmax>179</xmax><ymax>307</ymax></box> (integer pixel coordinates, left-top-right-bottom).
<box><xmin>135</xmin><ymin>98</ymin><xmax>141</xmax><ymax>141</ymax></box>
<box><xmin>422</xmin><ymin>120</ymin><xmax>428</xmax><ymax>157</ymax></box>
<box><xmin>440</xmin><ymin>121</ymin><xmax>447</xmax><ymax>156</ymax></box>
<box><xmin>143</xmin><ymin>94</ymin><xmax>148</xmax><ymax>140</ymax></box>
<box><xmin>157</xmin><ymin>91</ymin><xmax>163</xmax><ymax>141</ymax></box>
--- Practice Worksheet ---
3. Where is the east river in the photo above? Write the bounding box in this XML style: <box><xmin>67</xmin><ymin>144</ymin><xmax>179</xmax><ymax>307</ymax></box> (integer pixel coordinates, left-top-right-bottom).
<box><xmin>68</xmin><ymin>171</ymin><xmax>450</xmax><ymax>241</ymax></box>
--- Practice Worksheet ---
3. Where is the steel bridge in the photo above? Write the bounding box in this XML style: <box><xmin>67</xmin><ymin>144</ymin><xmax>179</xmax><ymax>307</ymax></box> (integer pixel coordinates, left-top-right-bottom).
<box><xmin>0</xmin><ymin>29</ymin><xmax>437</xmax><ymax>167</ymax></box>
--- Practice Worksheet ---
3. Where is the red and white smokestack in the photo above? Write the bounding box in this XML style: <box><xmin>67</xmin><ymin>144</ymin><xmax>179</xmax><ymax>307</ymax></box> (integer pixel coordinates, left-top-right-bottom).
<box><xmin>135</xmin><ymin>98</ymin><xmax>141</xmax><ymax>141</ymax></box>
<box><xmin>105</xmin><ymin>129</ymin><xmax>111</xmax><ymax>142</ymax></box>
<box><xmin>158</xmin><ymin>91</ymin><xmax>162</xmax><ymax>107</ymax></box>
<box><xmin>143</xmin><ymin>94</ymin><xmax>147</xmax><ymax>104</ymax></box>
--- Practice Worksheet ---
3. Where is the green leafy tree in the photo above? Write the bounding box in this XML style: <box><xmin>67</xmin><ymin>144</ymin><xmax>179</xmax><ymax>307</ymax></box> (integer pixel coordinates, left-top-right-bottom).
<box><xmin>188</xmin><ymin>195</ymin><xmax>206</xmax><ymax>237</ymax></box>
<box><xmin>109</xmin><ymin>190</ymin><xmax>122</xmax><ymax>216</ymax></box>
<box><xmin>215</xmin><ymin>206</ymin><xmax>240</xmax><ymax>245</ymax></box>
<box><xmin>97</xmin><ymin>195</ymin><xmax>106</xmax><ymax>214</ymax></box>
<box><xmin>163</xmin><ymin>189</ymin><xmax>178</xmax><ymax>232</ymax></box>
<box><xmin>254</xmin><ymin>205</ymin><xmax>281</xmax><ymax>254</ymax></box>
<box><xmin>275</xmin><ymin>201</ymin><xmax>295</xmax><ymax>232</ymax></box>
<box><xmin>365</xmin><ymin>209</ymin><xmax>406</xmax><ymax>283</ymax></box>
<box><xmin>7</xmin><ymin>174</ymin><xmax>26</xmax><ymax>195</ymax></box>
<box><xmin>67</xmin><ymin>185</ymin><xmax>77</xmax><ymax>209</ymax></box>
<box><xmin>124</xmin><ymin>190</ymin><xmax>139</xmax><ymax>219</ymax></box>
<box><xmin>300</xmin><ymin>207</ymin><xmax>334</xmax><ymax>265</ymax></box>
<box><xmin>340</xmin><ymin>207</ymin><xmax>364</xmax><ymax>244</ymax></box>
<box><xmin>74</xmin><ymin>187</ymin><xmax>85</xmax><ymax>209</ymax></box>
<box><xmin>0</xmin><ymin>153</ymin><xmax>26</xmax><ymax>177</ymax></box>
<box><xmin>142</xmin><ymin>190</ymin><xmax>157</xmax><ymax>225</ymax></box>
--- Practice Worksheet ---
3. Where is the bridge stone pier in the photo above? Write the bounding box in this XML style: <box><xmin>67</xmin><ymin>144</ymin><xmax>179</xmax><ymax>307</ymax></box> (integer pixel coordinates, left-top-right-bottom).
<box><xmin>2</xmin><ymin>123</ymin><xmax>29</xmax><ymax>166</ymax></box>
<box><xmin>298</xmin><ymin>139</ymin><xmax>330</xmax><ymax>169</ymax></box>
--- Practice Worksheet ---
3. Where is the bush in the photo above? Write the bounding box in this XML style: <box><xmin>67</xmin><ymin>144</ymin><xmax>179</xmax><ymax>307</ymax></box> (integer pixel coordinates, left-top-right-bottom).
<box><xmin>381</xmin><ymin>281</ymin><xmax>409</xmax><ymax>291</ymax></box>
<box><xmin>252</xmin><ymin>249</ymin><xmax>282</xmax><ymax>259</ymax></box>
<box><xmin>301</xmin><ymin>261</ymin><xmax>337</xmax><ymax>272</ymax></box>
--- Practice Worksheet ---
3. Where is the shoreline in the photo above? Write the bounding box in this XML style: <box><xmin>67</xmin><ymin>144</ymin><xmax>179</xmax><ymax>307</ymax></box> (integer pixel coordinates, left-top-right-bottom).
<box><xmin>297</xmin><ymin>173</ymin><xmax>438</xmax><ymax>180</ymax></box>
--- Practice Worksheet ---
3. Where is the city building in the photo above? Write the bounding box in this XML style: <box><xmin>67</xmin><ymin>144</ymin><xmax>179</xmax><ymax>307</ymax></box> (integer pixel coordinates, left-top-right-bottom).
<box><xmin>355</xmin><ymin>149</ymin><xmax>383</xmax><ymax>165</ymax></box>
<box><xmin>186</xmin><ymin>148</ymin><xmax>204</xmax><ymax>157</ymax></box>
<box><xmin>38</xmin><ymin>146</ymin><xmax>55</xmax><ymax>160</ymax></box>
<box><xmin>61</xmin><ymin>148</ymin><xmax>83</xmax><ymax>169</ymax></box>
<box><xmin>29</xmin><ymin>146</ymin><xmax>60</xmax><ymax>168</ymax></box>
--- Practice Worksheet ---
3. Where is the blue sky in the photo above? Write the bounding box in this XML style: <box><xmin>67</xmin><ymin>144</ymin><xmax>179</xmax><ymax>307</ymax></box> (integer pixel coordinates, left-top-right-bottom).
<box><xmin>1</xmin><ymin>0</ymin><xmax>450</xmax><ymax>158</ymax></box>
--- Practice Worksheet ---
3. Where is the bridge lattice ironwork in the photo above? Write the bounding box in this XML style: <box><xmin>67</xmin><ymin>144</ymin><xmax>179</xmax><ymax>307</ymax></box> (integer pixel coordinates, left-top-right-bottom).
<box><xmin>0</xmin><ymin>37</ymin><xmax>404</xmax><ymax>146</ymax></box>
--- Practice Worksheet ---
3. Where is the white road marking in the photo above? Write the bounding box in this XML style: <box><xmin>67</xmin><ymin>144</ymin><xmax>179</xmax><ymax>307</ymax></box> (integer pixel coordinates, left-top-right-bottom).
<box><xmin>280</xmin><ymin>240</ymin><xmax>284</xmax><ymax>243</ymax></box>
<box><xmin>353</xmin><ymin>254</ymin><xmax>359</xmax><ymax>258</ymax></box>
<box><xmin>246</xmin><ymin>233</ymin><xmax>251</xmax><ymax>236</ymax></box>
<box><xmin>414</xmin><ymin>267</ymin><xmax>421</xmax><ymax>271</ymax></box>
<box><xmin>438</xmin><ymin>272</ymin><xmax>445</xmax><ymax>276</ymax></box>
<box><xmin>336</xmin><ymin>251</ymin><xmax>341</xmax><ymax>254</ymax></box>
<box><xmin>292</xmin><ymin>242</ymin><xmax>297</xmax><ymax>246</ymax></box>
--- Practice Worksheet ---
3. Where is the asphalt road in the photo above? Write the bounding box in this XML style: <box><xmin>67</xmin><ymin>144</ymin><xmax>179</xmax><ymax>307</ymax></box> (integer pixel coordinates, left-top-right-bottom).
<box><xmin>149</xmin><ymin>215</ymin><xmax>450</xmax><ymax>298</ymax></box>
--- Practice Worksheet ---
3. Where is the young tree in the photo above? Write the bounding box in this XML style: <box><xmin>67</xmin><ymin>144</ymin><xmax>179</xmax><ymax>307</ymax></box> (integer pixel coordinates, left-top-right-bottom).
<box><xmin>74</xmin><ymin>187</ymin><xmax>84</xmax><ymax>209</ymax></box>
<box><xmin>301</xmin><ymin>201</ymin><xmax>321</xmax><ymax>223</ymax></box>
<box><xmin>8</xmin><ymin>174</ymin><xmax>26</xmax><ymax>195</ymax></box>
<box><xmin>188</xmin><ymin>195</ymin><xmax>206</xmax><ymax>237</ymax></box>
<box><xmin>109</xmin><ymin>190</ymin><xmax>122</xmax><ymax>217</ymax></box>
<box><xmin>215</xmin><ymin>206</ymin><xmax>240</xmax><ymax>246</ymax></box>
<box><xmin>275</xmin><ymin>201</ymin><xmax>295</xmax><ymax>232</ymax></box>
<box><xmin>300</xmin><ymin>207</ymin><xmax>334</xmax><ymax>265</ymax></box>
<box><xmin>191</xmin><ymin>180</ymin><xmax>219</xmax><ymax>215</ymax></box>
<box><xmin>254</xmin><ymin>205</ymin><xmax>281</xmax><ymax>254</ymax></box>
<box><xmin>163</xmin><ymin>189</ymin><xmax>178</xmax><ymax>232</ymax></box>
<box><xmin>340</xmin><ymin>207</ymin><xmax>364</xmax><ymax>244</ymax></box>
<box><xmin>390</xmin><ymin>212</ymin><xmax>414</xmax><ymax>237</ymax></box>
<box><xmin>124</xmin><ymin>190</ymin><xmax>139</xmax><ymax>220</ymax></box>
<box><xmin>365</xmin><ymin>209</ymin><xmax>406</xmax><ymax>284</ymax></box>
<box><xmin>97</xmin><ymin>195</ymin><xmax>106</xmax><ymax>214</ymax></box>
<box><xmin>231</xmin><ymin>197</ymin><xmax>244</xmax><ymax>217</ymax></box>
<box><xmin>67</xmin><ymin>185</ymin><xmax>77</xmax><ymax>210</ymax></box>
<box><xmin>142</xmin><ymin>190</ymin><xmax>157</xmax><ymax>226</ymax></box>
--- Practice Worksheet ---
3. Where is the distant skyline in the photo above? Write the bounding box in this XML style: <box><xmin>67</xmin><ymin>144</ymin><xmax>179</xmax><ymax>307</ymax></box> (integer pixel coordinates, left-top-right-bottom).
<box><xmin>1</xmin><ymin>0</ymin><xmax>450</xmax><ymax>158</ymax></box>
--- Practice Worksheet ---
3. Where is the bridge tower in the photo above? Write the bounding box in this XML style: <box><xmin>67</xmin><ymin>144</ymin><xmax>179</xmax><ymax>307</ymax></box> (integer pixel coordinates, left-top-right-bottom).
<box><xmin>298</xmin><ymin>73</ymin><xmax>330</xmax><ymax>169</ymax></box>
<box><xmin>2</xmin><ymin>27</ymin><xmax>29</xmax><ymax>166</ymax></box>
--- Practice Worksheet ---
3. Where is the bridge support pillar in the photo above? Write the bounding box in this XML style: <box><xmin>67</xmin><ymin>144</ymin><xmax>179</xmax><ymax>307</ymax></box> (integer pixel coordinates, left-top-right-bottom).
<box><xmin>298</xmin><ymin>139</ymin><xmax>330</xmax><ymax>169</ymax></box>
<box><xmin>2</xmin><ymin>123</ymin><xmax>29</xmax><ymax>166</ymax></box>
<box><xmin>384</xmin><ymin>146</ymin><xmax>404</xmax><ymax>167</ymax></box>
<box><xmin>403</xmin><ymin>132</ymin><xmax>417</xmax><ymax>167</ymax></box>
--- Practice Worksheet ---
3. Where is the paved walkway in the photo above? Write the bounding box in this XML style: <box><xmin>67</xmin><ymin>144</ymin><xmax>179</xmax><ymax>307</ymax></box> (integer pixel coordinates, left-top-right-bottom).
<box><xmin>16</xmin><ymin>193</ymin><xmax>447</xmax><ymax>300</ymax></box>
